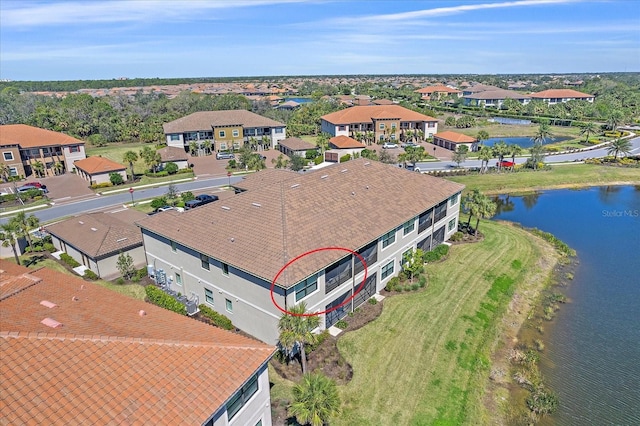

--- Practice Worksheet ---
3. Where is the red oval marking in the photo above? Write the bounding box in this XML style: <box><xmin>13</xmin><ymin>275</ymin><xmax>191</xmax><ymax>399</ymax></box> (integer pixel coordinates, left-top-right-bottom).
<box><xmin>270</xmin><ymin>247</ymin><xmax>368</xmax><ymax>317</ymax></box>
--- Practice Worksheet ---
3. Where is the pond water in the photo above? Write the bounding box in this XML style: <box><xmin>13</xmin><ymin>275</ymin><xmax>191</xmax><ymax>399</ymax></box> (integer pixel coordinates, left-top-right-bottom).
<box><xmin>493</xmin><ymin>186</ymin><xmax>640</xmax><ymax>425</ymax></box>
<box><xmin>481</xmin><ymin>136</ymin><xmax>571</xmax><ymax>148</ymax></box>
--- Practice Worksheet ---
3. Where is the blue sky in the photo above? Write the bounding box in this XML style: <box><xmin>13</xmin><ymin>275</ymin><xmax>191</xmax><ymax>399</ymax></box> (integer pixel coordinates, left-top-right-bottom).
<box><xmin>1</xmin><ymin>0</ymin><xmax>638</xmax><ymax>81</ymax></box>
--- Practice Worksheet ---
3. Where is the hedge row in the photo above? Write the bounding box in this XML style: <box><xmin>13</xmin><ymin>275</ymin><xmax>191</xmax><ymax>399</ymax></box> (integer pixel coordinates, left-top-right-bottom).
<box><xmin>198</xmin><ymin>304</ymin><xmax>234</xmax><ymax>330</ymax></box>
<box><xmin>145</xmin><ymin>285</ymin><xmax>187</xmax><ymax>315</ymax></box>
<box><xmin>423</xmin><ymin>244</ymin><xmax>449</xmax><ymax>262</ymax></box>
<box><xmin>60</xmin><ymin>252</ymin><xmax>81</xmax><ymax>268</ymax></box>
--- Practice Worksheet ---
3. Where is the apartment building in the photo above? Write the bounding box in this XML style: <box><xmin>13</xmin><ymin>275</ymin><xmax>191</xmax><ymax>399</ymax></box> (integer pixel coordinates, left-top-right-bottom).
<box><xmin>530</xmin><ymin>89</ymin><xmax>595</xmax><ymax>105</ymax></box>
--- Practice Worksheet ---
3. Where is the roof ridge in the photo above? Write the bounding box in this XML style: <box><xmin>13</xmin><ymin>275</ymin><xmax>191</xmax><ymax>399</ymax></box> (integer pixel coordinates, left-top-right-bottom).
<box><xmin>0</xmin><ymin>330</ymin><xmax>274</xmax><ymax>350</ymax></box>
<box><xmin>280</xmin><ymin>181</ymin><xmax>289</xmax><ymax>287</ymax></box>
<box><xmin>0</xmin><ymin>271</ymin><xmax>43</xmax><ymax>301</ymax></box>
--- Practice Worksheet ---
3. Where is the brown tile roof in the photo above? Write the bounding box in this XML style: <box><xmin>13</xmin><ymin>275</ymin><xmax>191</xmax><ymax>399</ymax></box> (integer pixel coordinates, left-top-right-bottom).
<box><xmin>329</xmin><ymin>135</ymin><xmax>365</xmax><ymax>149</ymax></box>
<box><xmin>530</xmin><ymin>89</ymin><xmax>593</xmax><ymax>99</ymax></box>
<box><xmin>278</xmin><ymin>137</ymin><xmax>316</xmax><ymax>151</ymax></box>
<box><xmin>163</xmin><ymin>110</ymin><xmax>284</xmax><ymax>134</ymax></box>
<box><xmin>372</xmin><ymin>99</ymin><xmax>395</xmax><ymax>105</ymax></box>
<box><xmin>0</xmin><ymin>124</ymin><xmax>84</xmax><ymax>148</ymax></box>
<box><xmin>434</xmin><ymin>131</ymin><xmax>477</xmax><ymax>143</ymax></box>
<box><xmin>157</xmin><ymin>146</ymin><xmax>188</xmax><ymax>162</ymax></box>
<box><xmin>74</xmin><ymin>156</ymin><xmax>126</xmax><ymax>175</ymax></box>
<box><xmin>321</xmin><ymin>105</ymin><xmax>437</xmax><ymax>125</ymax></box>
<box><xmin>0</xmin><ymin>263</ymin><xmax>42</xmax><ymax>300</ymax></box>
<box><xmin>465</xmin><ymin>89</ymin><xmax>530</xmax><ymax>100</ymax></box>
<box><xmin>0</xmin><ymin>262</ymin><xmax>274</xmax><ymax>425</ymax></box>
<box><xmin>415</xmin><ymin>85</ymin><xmax>461</xmax><ymax>95</ymax></box>
<box><xmin>45</xmin><ymin>210</ymin><xmax>147</xmax><ymax>259</ymax></box>
<box><xmin>138</xmin><ymin>159</ymin><xmax>464</xmax><ymax>288</ymax></box>
<box><xmin>233</xmin><ymin>169</ymin><xmax>299</xmax><ymax>192</ymax></box>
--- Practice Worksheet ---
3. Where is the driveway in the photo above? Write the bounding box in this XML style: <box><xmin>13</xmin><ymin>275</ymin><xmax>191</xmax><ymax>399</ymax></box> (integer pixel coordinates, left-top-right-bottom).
<box><xmin>189</xmin><ymin>148</ymin><xmax>286</xmax><ymax>177</ymax></box>
<box><xmin>41</xmin><ymin>173</ymin><xmax>95</xmax><ymax>202</ymax></box>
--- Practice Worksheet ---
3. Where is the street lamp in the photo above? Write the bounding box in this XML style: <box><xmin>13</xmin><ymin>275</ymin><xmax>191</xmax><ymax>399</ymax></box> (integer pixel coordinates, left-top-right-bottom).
<box><xmin>129</xmin><ymin>187</ymin><xmax>135</xmax><ymax>206</ymax></box>
<box><xmin>433</xmin><ymin>146</ymin><xmax>437</xmax><ymax>158</ymax></box>
<box><xmin>227</xmin><ymin>171</ymin><xmax>231</xmax><ymax>188</ymax></box>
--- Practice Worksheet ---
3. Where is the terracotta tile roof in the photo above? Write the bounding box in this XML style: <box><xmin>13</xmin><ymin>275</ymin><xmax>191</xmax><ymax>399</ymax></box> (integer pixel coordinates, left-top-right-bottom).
<box><xmin>46</xmin><ymin>210</ymin><xmax>147</xmax><ymax>259</ymax></box>
<box><xmin>163</xmin><ymin>110</ymin><xmax>284</xmax><ymax>134</ymax></box>
<box><xmin>321</xmin><ymin>105</ymin><xmax>437</xmax><ymax>125</ymax></box>
<box><xmin>74</xmin><ymin>156</ymin><xmax>126</xmax><ymax>175</ymax></box>
<box><xmin>278</xmin><ymin>137</ymin><xmax>316</xmax><ymax>151</ymax></box>
<box><xmin>0</xmin><ymin>124</ymin><xmax>84</xmax><ymax>148</ymax></box>
<box><xmin>329</xmin><ymin>135</ymin><xmax>365</xmax><ymax>149</ymax></box>
<box><xmin>415</xmin><ymin>85</ymin><xmax>461</xmax><ymax>95</ymax></box>
<box><xmin>530</xmin><ymin>89</ymin><xmax>593</xmax><ymax>99</ymax></box>
<box><xmin>233</xmin><ymin>169</ymin><xmax>299</xmax><ymax>192</ymax></box>
<box><xmin>372</xmin><ymin>99</ymin><xmax>395</xmax><ymax>105</ymax></box>
<box><xmin>157</xmin><ymin>146</ymin><xmax>188</xmax><ymax>162</ymax></box>
<box><xmin>0</xmin><ymin>262</ymin><xmax>274</xmax><ymax>425</ymax></box>
<box><xmin>434</xmin><ymin>131</ymin><xmax>477</xmax><ymax>143</ymax></box>
<box><xmin>0</xmin><ymin>263</ymin><xmax>42</xmax><ymax>300</ymax></box>
<box><xmin>138</xmin><ymin>159</ymin><xmax>464</xmax><ymax>288</ymax></box>
<box><xmin>464</xmin><ymin>89</ymin><xmax>531</xmax><ymax>100</ymax></box>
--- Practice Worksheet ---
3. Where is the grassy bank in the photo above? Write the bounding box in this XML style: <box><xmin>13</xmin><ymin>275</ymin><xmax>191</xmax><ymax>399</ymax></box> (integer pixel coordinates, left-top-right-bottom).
<box><xmin>266</xmin><ymin>220</ymin><xmax>557</xmax><ymax>425</ymax></box>
<box><xmin>445</xmin><ymin>164</ymin><xmax>640</xmax><ymax>195</ymax></box>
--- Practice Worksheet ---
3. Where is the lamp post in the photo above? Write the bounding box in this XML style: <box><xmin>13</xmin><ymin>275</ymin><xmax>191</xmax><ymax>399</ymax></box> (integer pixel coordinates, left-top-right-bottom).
<box><xmin>129</xmin><ymin>187</ymin><xmax>135</xmax><ymax>206</ymax></box>
<box><xmin>433</xmin><ymin>146</ymin><xmax>437</xmax><ymax>158</ymax></box>
<box><xmin>227</xmin><ymin>171</ymin><xmax>231</xmax><ymax>188</ymax></box>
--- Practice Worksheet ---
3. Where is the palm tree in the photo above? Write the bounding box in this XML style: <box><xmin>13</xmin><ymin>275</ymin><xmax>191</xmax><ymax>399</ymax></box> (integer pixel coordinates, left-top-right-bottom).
<box><xmin>476</xmin><ymin>130</ymin><xmax>489</xmax><ymax>148</ymax></box>
<box><xmin>0</xmin><ymin>163</ymin><xmax>9</xmax><ymax>182</ymax></box>
<box><xmin>316</xmin><ymin>132</ymin><xmax>330</xmax><ymax>155</ymax></box>
<box><xmin>140</xmin><ymin>146</ymin><xmax>161</xmax><ymax>173</ymax></box>
<box><xmin>12</xmin><ymin>211</ymin><xmax>39</xmax><ymax>249</ymax></box>
<box><xmin>365</xmin><ymin>131</ymin><xmax>375</xmax><ymax>145</ymax></box>
<box><xmin>202</xmin><ymin>139</ymin><xmax>212</xmax><ymax>156</ymax></box>
<box><xmin>0</xmin><ymin>221</ymin><xmax>21</xmax><ymax>265</ymax></box>
<box><xmin>478</xmin><ymin>146</ymin><xmax>493</xmax><ymax>173</ymax></box>
<box><xmin>463</xmin><ymin>189</ymin><xmax>482</xmax><ymax>228</ymax></box>
<box><xmin>508</xmin><ymin>144</ymin><xmax>523</xmax><ymax>169</ymax></box>
<box><xmin>532</xmin><ymin>123</ymin><xmax>554</xmax><ymax>146</ymax></box>
<box><xmin>606</xmin><ymin>110</ymin><xmax>623</xmax><ymax>132</ymax></box>
<box><xmin>528</xmin><ymin>141</ymin><xmax>546</xmax><ymax>170</ymax></box>
<box><xmin>32</xmin><ymin>161</ymin><xmax>45</xmax><ymax>178</ymax></box>
<box><xmin>403</xmin><ymin>145</ymin><xmax>425</xmax><ymax>166</ymax></box>
<box><xmin>289</xmin><ymin>372</ymin><xmax>341</xmax><ymax>426</ymax></box>
<box><xmin>278</xmin><ymin>302</ymin><xmax>320</xmax><ymax>374</ymax></box>
<box><xmin>53</xmin><ymin>161</ymin><xmax>64</xmax><ymax>176</ymax></box>
<box><xmin>188</xmin><ymin>141</ymin><xmax>198</xmax><ymax>156</ymax></box>
<box><xmin>580</xmin><ymin>121</ymin><xmax>599</xmax><ymax>144</ymax></box>
<box><xmin>607</xmin><ymin>138</ymin><xmax>632</xmax><ymax>160</ymax></box>
<box><xmin>471</xmin><ymin>194</ymin><xmax>497</xmax><ymax>236</ymax></box>
<box><xmin>492</xmin><ymin>140</ymin><xmax>509</xmax><ymax>171</ymax></box>
<box><xmin>122</xmin><ymin>151</ymin><xmax>138</xmax><ymax>183</ymax></box>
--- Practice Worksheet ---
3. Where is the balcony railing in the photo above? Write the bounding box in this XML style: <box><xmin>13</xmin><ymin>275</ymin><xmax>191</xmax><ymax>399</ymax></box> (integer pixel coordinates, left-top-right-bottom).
<box><xmin>354</xmin><ymin>251</ymin><xmax>377</xmax><ymax>275</ymax></box>
<box><xmin>325</xmin><ymin>266</ymin><xmax>352</xmax><ymax>294</ymax></box>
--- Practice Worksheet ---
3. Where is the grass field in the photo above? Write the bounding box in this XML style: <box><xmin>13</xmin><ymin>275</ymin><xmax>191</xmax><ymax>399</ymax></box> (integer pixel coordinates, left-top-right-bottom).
<box><xmin>445</xmin><ymin>164</ymin><xmax>640</xmax><ymax>195</ymax></box>
<box><xmin>86</xmin><ymin>142</ymin><xmax>149</xmax><ymax>175</ymax></box>
<box><xmin>438</xmin><ymin>119</ymin><xmax>582</xmax><ymax>140</ymax></box>
<box><xmin>270</xmin><ymin>221</ymin><xmax>556</xmax><ymax>425</ymax></box>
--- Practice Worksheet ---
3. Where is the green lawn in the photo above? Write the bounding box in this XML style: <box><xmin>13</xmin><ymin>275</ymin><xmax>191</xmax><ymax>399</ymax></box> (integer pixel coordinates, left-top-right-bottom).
<box><xmin>445</xmin><ymin>164</ymin><xmax>640</xmax><ymax>195</ymax></box>
<box><xmin>438</xmin><ymin>120</ymin><xmax>582</xmax><ymax>140</ymax></box>
<box><xmin>86</xmin><ymin>142</ymin><xmax>149</xmax><ymax>175</ymax></box>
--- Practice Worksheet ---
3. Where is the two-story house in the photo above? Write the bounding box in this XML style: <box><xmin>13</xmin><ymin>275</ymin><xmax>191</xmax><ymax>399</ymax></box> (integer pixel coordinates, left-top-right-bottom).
<box><xmin>137</xmin><ymin>159</ymin><xmax>464</xmax><ymax>344</ymax></box>
<box><xmin>0</xmin><ymin>260</ymin><xmax>275</xmax><ymax>426</ymax></box>
<box><xmin>530</xmin><ymin>89</ymin><xmax>595</xmax><ymax>105</ymax></box>
<box><xmin>163</xmin><ymin>110</ymin><xmax>287</xmax><ymax>152</ymax></box>
<box><xmin>320</xmin><ymin>105</ymin><xmax>439</xmax><ymax>143</ymax></box>
<box><xmin>0</xmin><ymin>124</ymin><xmax>86</xmax><ymax>178</ymax></box>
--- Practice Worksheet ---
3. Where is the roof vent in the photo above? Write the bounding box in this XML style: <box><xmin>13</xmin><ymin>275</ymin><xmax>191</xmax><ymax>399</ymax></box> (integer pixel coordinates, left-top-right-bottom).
<box><xmin>80</xmin><ymin>284</ymin><xmax>85</xmax><ymax>290</ymax></box>
<box><xmin>364</xmin><ymin>162</ymin><xmax>371</xmax><ymax>166</ymax></box>
<box><xmin>351</xmin><ymin>191</ymin><xmax>355</xmax><ymax>196</ymax></box>
<box><xmin>341</xmin><ymin>169</ymin><xmax>348</xmax><ymax>173</ymax></box>
<box><xmin>90</xmin><ymin>227</ymin><xmax>97</xmax><ymax>231</ymax></box>
<box><xmin>320</xmin><ymin>175</ymin><xmax>329</xmax><ymax>179</ymax></box>
<box><xmin>78</xmin><ymin>221</ymin><xmax>84</xmax><ymax>225</ymax></box>
<box><xmin>139</xmin><ymin>310</ymin><xmax>146</xmax><ymax>317</ymax></box>
<box><xmin>40</xmin><ymin>300</ymin><xmax>57</xmax><ymax>309</ymax></box>
<box><xmin>72</xmin><ymin>296</ymin><xmax>79</xmax><ymax>301</ymax></box>
<box><xmin>221</xmin><ymin>206</ymin><xmax>231</xmax><ymax>210</ymax></box>
<box><xmin>291</xmin><ymin>183</ymin><xmax>300</xmax><ymax>188</ymax></box>
<box><xmin>252</xmin><ymin>203</ymin><xmax>261</xmax><ymax>207</ymax></box>
<box><xmin>116</xmin><ymin>237</ymin><xmax>128</xmax><ymax>242</ymax></box>
<box><xmin>41</xmin><ymin>318</ymin><xmax>63</xmax><ymax>328</ymax></box>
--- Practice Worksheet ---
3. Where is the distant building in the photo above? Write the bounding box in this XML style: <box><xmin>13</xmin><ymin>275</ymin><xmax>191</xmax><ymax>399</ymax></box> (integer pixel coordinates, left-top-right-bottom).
<box><xmin>0</xmin><ymin>260</ymin><xmax>275</xmax><ymax>426</ymax></box>
<box><xmin>462</xmin><ymin>89</ymin><xmax>531</xmax><ymax>109</ymax></box>
<box><xmin>0</xmin><ymin>124</ymin><xmax>86</xmax><ymax>178</ymax></box>
<box><xmin>157</xmin><ymin>146</ymin><xmax>190</xmax><ymax>170</ymax></box>
<box><xmin>74</xmin><ymin>156</ymin><xmax>127</xmax><ymax>185</ymax></box>
<box><xmin>415</xmin><ymin>85</ymin><xmax>462</xmax><ymax>99</ymax></box>
<box><xmin>163</xmin><ymin>110</ymin><xmax>286</xmax><ymax>152</ymax></box>
<box><xmin>433</xmin><ymin>131</ymin><xmax>479</xmax><ymax>152</ymax></box>
<box><xmin>278</xmin><ymin>137</ymin><xmax>316</xmax><ymax>158</ymax></box>
<box><xmin>530</xmin><ymin>89</ymin><xmax>594</xmax><ymax>105</ymax></box>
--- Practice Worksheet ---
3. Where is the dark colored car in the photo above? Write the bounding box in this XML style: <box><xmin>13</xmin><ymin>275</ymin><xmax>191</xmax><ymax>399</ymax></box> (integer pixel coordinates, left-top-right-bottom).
<box><xmin>185</xmin><ymin>194</ymin><xmax>219</xmax><ymax>210</ymax></box>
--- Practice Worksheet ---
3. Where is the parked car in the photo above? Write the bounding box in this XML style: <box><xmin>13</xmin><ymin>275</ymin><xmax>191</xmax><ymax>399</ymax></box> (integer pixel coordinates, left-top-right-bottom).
<box><xmin>497</xmin><ymin>160</ymin><xmax>515</xmax><ymax>168</ymax></box>
<box><xmin>17</xmin><ymin>184</ymin><xmax>48</xmax><ymax>194</ymax></box>
<box><xmin>185</xmin><ymin>194</ymin><xmax>219</xmax><ymax>210</ymax></box>
<box><xmin>216</xmin><ymin>152</ymin><xmax>235</xmax><ymax>160</ymax></box>
<box><xmin>382</xmin><ymin>142</ymin><xmax>398</xmax><ymax>149</ymax></box>
<box><xmin>25</xmin><ymin>182</ymin><xmax>46</xmax><ymax>189</ymax></box>
<box><xmin>401</xmin><ymin>142</ymin><xmax>419</xmax><ymax>148</ymax></box>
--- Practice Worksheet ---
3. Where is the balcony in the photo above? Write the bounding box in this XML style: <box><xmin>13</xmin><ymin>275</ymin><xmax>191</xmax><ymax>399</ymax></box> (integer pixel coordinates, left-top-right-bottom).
<box><xmin>325</xmin><ymin>258</ymin><xmax>352</xmax><ymax>294</ymax></box>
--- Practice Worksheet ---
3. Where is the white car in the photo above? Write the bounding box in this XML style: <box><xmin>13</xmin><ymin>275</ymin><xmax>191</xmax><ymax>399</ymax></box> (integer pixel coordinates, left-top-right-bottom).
<box><xmin>0</xmin><ymin>191</ymin><xmax>10</xmax><ymax>197</ymax></box>
<box><xmin>382</xmin><ymin>142</ymin><xmax>398</xmax><ymax>149</ymax></box>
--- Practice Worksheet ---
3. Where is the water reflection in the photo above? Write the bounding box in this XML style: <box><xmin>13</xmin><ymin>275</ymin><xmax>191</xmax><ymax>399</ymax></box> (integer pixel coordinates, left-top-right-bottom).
<box><xmin>597</xmin><ymin>186</ymin><xmax>622</xmax><ymax>204</ymax></box>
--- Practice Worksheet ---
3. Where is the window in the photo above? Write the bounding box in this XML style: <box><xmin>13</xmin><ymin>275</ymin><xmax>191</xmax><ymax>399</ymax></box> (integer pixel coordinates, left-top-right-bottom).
<box><xmin>222</xmin><ymin>262</ymin><xmax>229</xmax><ymax>276</ymax></box>
<box><xmin>226</xmin><ymin>373</ymin><xmax>259</xmax><ymax>420</ymax></box>
<box><xmin>448</xmin><ymin>218</ymin><xmax>457</xmax><ymax>232</ymax></box>
<box><xmin>232</xmin><ymin>129</ymin><xmax>239</xmax><ymax>137</ymax></box>
<box><xmin>255</xmin><ymin>420</ymin><xmax>263</xmax><ymax>426</ymax></box>
<box><xmin>169</xmin><ymin>134</ymin><xmax>179</xmax><ymax>141</ymax></box>
<box><xmin>381</xmin><ymin>229</ymin><xmax>395</xmax><ymax>248</ymax></box>
<box><xmin>428</xmin><ymin>122</ymin><xmax>436</xmax><ymax>128</ymax></box>
<box><xmin>379</xmin><ymin>135</ymin><xmax>384</xmax><ymax>141</ymax></box>
<box><xmin>391</xmin><ymin>123</ymin><xmax>396</xmax><ymax>129</ymax></box>
<box><xmin>2</xmin><ymin>152</ymin><xmax>13</xmax><ymax>161</ymax></box>
<box><xmin>225</xmin><ymin>299</ymin><xmax>233</xmax><ymax>313</ymax></box>
<box><xmin>325</xmin><ymin>257</ymin><xmax>352</xmax><ymax>294</ymax></box>
<box><xmin>418</xmin><ymin>209</ymin><xmax>433</xmax><ymax>233</ymax></box>
<box><xmin>294</xmin><ymin>274</ymin><xmax>318</xmax><ymax>301</ymax></box>
<box><xmin>171</xmin><ymin>240</ymin><xmax>177</xmax><ymax>252</ymax></box>
<box><xmin>219</xmin><ymin>143</ymin><xmax>227</xmax><ymax>151</ymax></box>
<box><xmin>175</xmin><ymin>273</ymin><xmax>182</xmax><ymax>286</ymax></box>
<box><xmin>449</xmin><ymin>193</ymin><xmax>459</xmax><ymax>206</ymax></box>
<box><xmin>391</xmin><ymin>134</ymin><xmax>396</xmax><ymax>140</ymax></box>
<box><xmin>275</xmin><ymin>128</ymin><xmax>283</xmax><ymax>134</ymax></box>
<box><xmin>9</xmin><ymin>167</ymin><xmax>18</xmax><ymax>177</ymax></box>
<box><xmin>401</xmin><ymin>248</ymin><xmax>412</xmax><ymax>266</ymax></box>
<box><xmin>379</xmin><ymin>123</ymin><xmax>385</xmax><ymax>130</ymax></box>
<box><xmin>69</xmin><ymin>145</ymin><xmax>81</xmax><ymax>153</ymax></box>
<box><xmin>338</xmin><ymin>125</ymin><xmax>346</xmax><ymax>131</ymax></box>
<box><xmin>219</xmin><ymin>130</ymin><xmax>226</xmax><ymax>138</ymax></box>
<box><xmin>403</xmin><ymin>219</ymin><xmax>415</xmax><ymax>235</ymax></box>
<box><xmin>434</xmin><ymin>200</ymin><xmax>448</xmax><ymax>223</ymax></box>
<box><xmin>200</xmin><ymin>253</ymin><xmax>210</xmax><ymax>270</ymax></box>
<box><xmin>205</xmin><ymin>288</ymin><xmax>214</xmax><ymax>304</ymax></box>
<box><xmin>381</xmin><ymin>260</ymin><xmax>394</xmax><ymax>280</ymax></box>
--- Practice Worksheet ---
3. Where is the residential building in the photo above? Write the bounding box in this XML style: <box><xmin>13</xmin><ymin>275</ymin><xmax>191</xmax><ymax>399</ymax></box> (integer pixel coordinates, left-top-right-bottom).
<box><xmin>325</xmin><ymin>135</ymin><xmax>366</xmax><ymax>163</ymax></box>
<box><xmin>0</xmin><ymin>124</ymin><xmax>86</xmax><ymax>178</ymax></box>
<box><xmin>433</xmin><ymin>131</ymin><xmax>479</xmax><ymax>152</ymax></box>
<box><xmin>46</xmin><ymin>210</ymin><xmax>148</xmax><ymax>279</ymax></box>
<box><xmin>137</xmin><ymin>159</ymin><xmax>464</xmax><ymax>344</ymax></box>
<box><xmin>157</xmin><ymin>146</ymin><xmax>190</xmax><ymax>170</ymax></box>
<box><xmin>462</xmin><ymin>88</ymin><xmax>531</xmax><ymax>109</ymax></box>
<box><xmin>74</xmin><ymin>156</ymin><xmax>127</xmax><ymax>185</ymax></box>
<box><xmin>321</xmin><ymin>105</ymin><xmax>439</xmax><ymax>143</ymax></box>
<box><xmin>415</xmin><ymin>85</ymin><xmax>462</xmax><ymax>99</ymax></box>
<box><xmin>0</xmin><ymin>260</ymin><xmax>275</xmax><ymax>426</ymax></box>
<box><xmin>278</xmin><ymin>137</ymin><xmax>316</xmax><ymax>158</ymax></box>
<box><xmin>163</xmin><ymin>110</ymin><xmax>286</xmax><ymax>152</ymax></box>
<box><xmin>530</xmin><ymin>89</ymin><xmax>595</xmax><ymax>105</ymax></box>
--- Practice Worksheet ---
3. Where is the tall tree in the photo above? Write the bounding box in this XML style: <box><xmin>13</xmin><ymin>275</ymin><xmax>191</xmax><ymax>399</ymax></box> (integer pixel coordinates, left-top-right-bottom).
<box><xmin>532</xmin><ymin>122</ymin><xmax>554</xmax><ymax>146</ymax></box>
<box><xmin>289</xmin><ymin>154</ymin><xmax>307</xmax><ymax>172</ymax></box>
<box><xmin>452</xmin><ymin>145</ymin><xmax>469</xmax><ymax>167</ymax></box>
<box><xmin>478</xmin><ymin>146</ymin><xmax>493</xmax><ymax>173</ymax></box>
<box><xmin>463</xmin><ymin>189</ymin><xmax>482</xmax><ymax>228</ymax></box>
<box><xmin>122</xmin><ymin>150</ymin><xmax>138</xmax><ymax>182</ymax></box>
<box><xmin>528</xmin><ymin>142</ymin><xmax>546</xmax><ymax>170</ymax></box>
<box><xmin>31</xmin><ymin>161</ymin><xmax>45</xmax><ymax>178</ymax></box>
<box><xmin>278</xmin><ymin>302</ymin><xmax>320</xmax><ymax>374</ymax></box>
<box><xmin>508</xmin><ymin>144</ymin><xmax>523</xmax><ymax>169</ymax></box>
<box><xmin>1</xmin><ymin>221</ymin><xmax>22</xmax><ymax>264</ymax></box>
<box><xmin>316</xmin><ymin>132</ymin><xmax>330</xmax><ymax>155</ymax></box>
<box><xmin>140</xmin><ymin>145</ymin><xmax>161</xmax><ymax>172</ymax></box>
<box><xmin>0</xmin><ymin>163</ymin><xmax>9</xmax><ymax>182</ymax></box>
<box><xmin>289</xmin><ymin>372</ymin><xmax>341</xmax><ymax>426</ymax></box>
<box><xmin>607</xmin><ymin>138</ymin><xmax>632</xmax><ymax>160</ymax></box>
<box><xmin>606</xmin><ymin>109</ymin><xmax>623</xmax><ymax>132</ymax></box>
<box><xmin>471</xmin><ymin>194</ymin><xmax>497</xmax><ymax>236</ymax></box>
<box><xmin>579</xmin><ymin>121</ymin><xmax>599</xmax><ymax>143</ymax></box>
<box><xmin>476</xmin><ymin>130</ymin><xmax>489</xmax><ymax>148</ymax></box>
<box><xmin>12</xmin><ymin>211</ymin><xmax>39</xmax><ymax>249</ymax></box>
<box><xmin>492</xmin><ymin>140</ymin><xmax>509</xmax><ymax>171</ymax></box>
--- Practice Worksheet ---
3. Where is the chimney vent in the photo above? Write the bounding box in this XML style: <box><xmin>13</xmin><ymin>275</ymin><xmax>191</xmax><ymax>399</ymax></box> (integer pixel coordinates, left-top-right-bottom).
<box><xmin>40</xmin><ymin>300</ymin><xmax>57</xmax><ymax>309</ymax></box>
<box><xmin>139</xmin><ymin>310</ymin><xmax>146</xmax><ymax>317</ymax></box>
<box><xmin>41</xmin><ymin>318</ymin><xmax>62</xmax><ymax>328</ymax></box>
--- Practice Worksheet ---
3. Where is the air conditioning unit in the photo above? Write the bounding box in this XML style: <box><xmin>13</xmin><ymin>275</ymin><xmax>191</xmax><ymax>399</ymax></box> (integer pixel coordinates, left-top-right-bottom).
<box><xmin>186</xmin><ymin>300</ymin><xmax>199</xmax><ymax>316</ymax></box>
<box><xmin>147</xmin><ymin>264</ymin><xmax>155</xmax><ymax>278</ymax></box>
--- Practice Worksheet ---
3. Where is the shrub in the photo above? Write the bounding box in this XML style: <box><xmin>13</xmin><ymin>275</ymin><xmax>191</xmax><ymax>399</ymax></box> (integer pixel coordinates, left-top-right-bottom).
<box><xmin>164</xmin><ymin>162</ymin><xmax>179</xmax><ymax>175</ymax></box>
<box><xmin>90</xmin><ymin>182</ymin><xmax>112</xmax><ymax>189</ymax></box>
<box><xmin>305</xmin><ymin>149</ymin><xmax>317</xmax><ymax>160</ymax></box>
<box><xmin>177</xmin><ymin>167</ymin><xmax>193</xmax><ymax>174</ymax></box>
<box><xmin>109</xmin><ymin>172</ymin><xmax>124</xmax><ymax>185</ymax></box>
<box><xmin>198</xmin><ymin>304</ymin><xmax>234</xmax><ymax>330</ymax></box>
<box><xmin>145</xmin><ymin>285</ymin><xmax>187</xmax><ymax>315</ymax></box>
<box><xmin>309</xmin><ymin>329</ymin><xmax>330</xmax><ymax>352</ymax></box>
<box><xmin>449</xmin><ymin>231</ymin><xmax>464</xmax><ymax>242</ymax></box>
<box><xmin>314</xmin><ymin>156</ymin><xmax>323</xmax><ymax>165</ymax></box>
<box><xmin>136</xmin><ymin>267</ymin><xmax>148</xmax><ymax>280</ymax></box>
<box><xmin>83</xmin><ymin>270</ymin><xmax>99</xmax><ymax>280</ymax></box>
<box><xmin>60</xmin><ymin>253</ymin><xmax>80</xmax><ymax>268</ymax></box>
<box><xmin>385</xmin><ymin>276</ymin><xmax>400</xmax><ymax>291</ymax></box>
<box><xmin>145</xmin><ymin>171</ymin><xmax>169</xmax><ymax>177</ymax></box>
<box><xmin>335</xmin><ymin>319</ymin><xmax>348</xmax><ymax>329</ymax></box>
<box><xmin>150</xmin><ymin>197</ymin><xmax>168</xmax><ymax>210</ymax></box>
<box><xmin>339</xmin><ymin>154</ymin><xmax>351</xmax><ymax>163</ymax></box>
<box><xmin>419</xmin><ymin>275</ymin><xmax>427</xmax><ymax>287</ymax></box>
<box><xmin>368</xmin><ymin>297</ymin><xmax>378</xmax><ymax>305</ymax></box>
<box><xmin>526</xmin><ymin>386</ymin><xmax>559</xmax><ymax>415</ymax></box>
<box><xmin>43</xmin><ymin>242</ymin><xmax>55</xmax><ymax>252</ymax></box>
<box><xmin>116</xmin><ymin>277</ymin><xmax>125</xmax><ymax>285</ymax></box>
